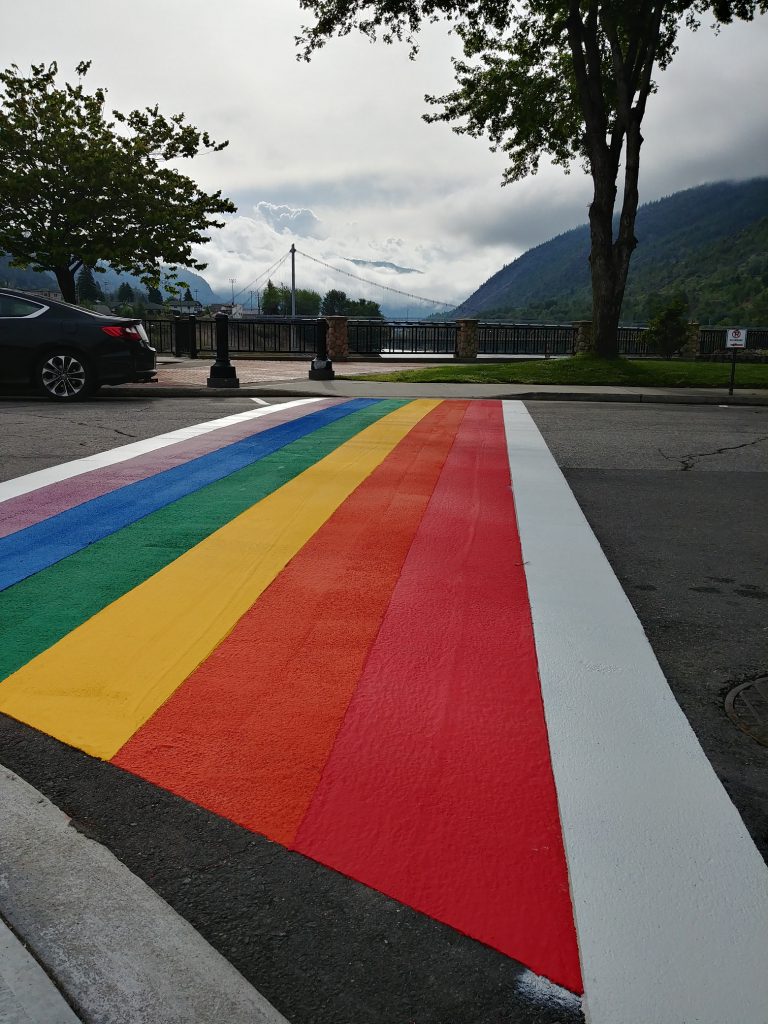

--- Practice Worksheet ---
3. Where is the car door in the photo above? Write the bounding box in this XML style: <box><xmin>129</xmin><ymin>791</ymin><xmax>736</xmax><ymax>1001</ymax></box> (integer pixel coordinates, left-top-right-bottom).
<box><xmin>0</xmin><ymin>295</ymin><xmax>50</xmax><ymax>382</ymax></box>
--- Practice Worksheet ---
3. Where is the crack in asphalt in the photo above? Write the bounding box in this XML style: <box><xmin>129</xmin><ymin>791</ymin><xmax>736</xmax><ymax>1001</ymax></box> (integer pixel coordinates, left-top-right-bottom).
<box><xmin>658</xmin><ymin>434</ymin><xmax>768</xmax><ymax>471</ymax></box>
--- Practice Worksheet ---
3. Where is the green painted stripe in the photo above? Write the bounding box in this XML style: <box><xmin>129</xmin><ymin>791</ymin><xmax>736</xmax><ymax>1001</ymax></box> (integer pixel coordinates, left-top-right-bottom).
<box><xmin>0</xmin><ymin>400</ymin><xmax>407</xmax><ymax>683</ymax></box>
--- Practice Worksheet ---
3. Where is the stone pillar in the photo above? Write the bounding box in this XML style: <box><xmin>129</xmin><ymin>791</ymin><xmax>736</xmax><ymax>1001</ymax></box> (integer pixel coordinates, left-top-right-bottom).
<box><xmin>325</xmin><ymin>316</ymin><xmax>348</xmax><ymax>360</ymax></box>
<box><xmin>573</xmin><ymin>321</ymin><xmax>594</xmax><ymax>355</ymax></box>
<box><xmin>455</xmin><ymin>319</ymin><xmax>478</xmax><ymax>360</ymax></box>
<box><xmin>681</xmin><ymin>321</ymin><xmax>700</xmax><ymax>360</ymax></box>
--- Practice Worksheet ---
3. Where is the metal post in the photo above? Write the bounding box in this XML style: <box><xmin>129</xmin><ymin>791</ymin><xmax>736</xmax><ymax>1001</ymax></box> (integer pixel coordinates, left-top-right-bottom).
<box><xmin>188</xmin><ymin>314</ymin><xmax>197</xmax><ymax>359</ymax></box>
<box><xmin>309</xmin><ymin>318</ymin><xmax>335</xmax><ymax>380</ymax></box>
<box><xmin>173</xmin><ymin>313</ymin><xmax>184</xmax><ymax>357</ymax></box>
<box><xmin>729</xmin><ymin>347</ymin><xmax>737</xmax><ymax>397</ymax></box>
<box><xmin>290</xmin><ymin>244</ymin><xmax>298</xmax><ymax>352</ymax></box>
<box><xmin>207</xmin><ymin>313</ymin><xmax>240</xmax><ymax>389</ymax></box>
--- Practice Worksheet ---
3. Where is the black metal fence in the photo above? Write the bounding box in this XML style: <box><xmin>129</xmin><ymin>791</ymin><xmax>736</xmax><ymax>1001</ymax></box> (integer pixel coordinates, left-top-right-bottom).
<box><xmin>143</xmin><ymin>316</ymin><xmax>768</xmax><ymax>359</ymax></box>
<box><xmin>699</xmin><ymin>327</ymin><xmax>768</xmax><ymax>354</ymax></box>
<box><xmin>348</xmin><ymin>320</ymin><xmax>456</xmax><ymax>355</ymax></box>
<box><xmin>478</xmin><ymin>323</ymin><xmax>574</xmax><ymax>356</ymax></box>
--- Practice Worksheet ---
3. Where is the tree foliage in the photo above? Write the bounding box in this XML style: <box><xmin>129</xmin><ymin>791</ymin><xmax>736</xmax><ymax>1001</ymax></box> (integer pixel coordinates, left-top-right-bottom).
<box><xmin>319</xmin><ymin>288</ymin><xmax>382</xmax><ymax>316</ymax></box>
<box><xmin>646</xmin><ymin>292</ymin><xmax>690</xmax><ymax>357</ymax></box>
<box><xmin>321</xmin><ymin>288</ymin><xmax>349</xmax><ymax>315</ymax></box>
<box><xmin>0</xmin><ymin>61</ymin><xmax>235</xmax><ymax>302</ymax></box>
<box><xmin>76</xmin><ymin>265</ymin><xmax>102</xmax><ymax>303</ymax></box>
<box><xmin>261</xmin><ymin>279</ymin><xmax>322</xmax><ymax>315</ymax></box>
<box><xmin>297</xmin><ymin>1</ymin><xmax>767</xmax><ymax>355</ymax></box>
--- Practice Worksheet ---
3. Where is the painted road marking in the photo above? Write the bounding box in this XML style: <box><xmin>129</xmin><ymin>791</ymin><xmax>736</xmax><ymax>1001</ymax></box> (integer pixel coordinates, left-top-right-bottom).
<box><xmin>294</xmin><ymin>399</ymin><xmax>581</xmax><ymax>991</ymax></box>
<box><xmin>0</xmin><ymin>401</ymin><xmax>376</xmax><ymax>591</ymax></box>
<box><xmin>0</xmin><ymin>399</ymin><xmax>341</xmax><ymax>539</ymax></box>
<box><xmin>113</xmin><ymin>400</ymin><xmax>469</xmax><ymax>845</ymax></box>
<box><xmin>0</xmin><ymin>403</ymin><xmax>402</xmax><ymax>684</ymax></box>
<box><xmin>503</xmin><ymin>401</ymin><xmax>768</xmax><ymax>1024</ymax></box>
<box><xmin>0</xmin><ymin>398</ymin><xmax>325</xmax><ymax>504</ymax></box>
<box><xmin>0</xmin><ymin>401</ymin><xmax>438</xmax><ymax>758</ymax></box>
<box><xmin>3</xmin><ymin>397</ymin><xmax>767</xmax><ymax>1017</ymax></box>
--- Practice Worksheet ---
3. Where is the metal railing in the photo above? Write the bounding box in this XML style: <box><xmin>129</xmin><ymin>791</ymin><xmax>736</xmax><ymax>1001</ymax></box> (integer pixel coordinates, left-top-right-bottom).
<box><xmin>143</xmin><ymin>316</ymin><xmax>768</xmax><ymax>360</ymax></box>
<box><xmin>699</xmin><ymin>327</ymin><xmax>768</xmax><ymax>354</ymax></box>
<box><xmin>144</xmin><ymin>319</ymin><xmax>174</xmax><ymax>355</ymax></box>
<box><xmin>349</xmin><ymin>320</ymin><xmax>456</xmax><ymax>355</ymax></box>
<box><xmin>478</xmin><ymin>323</ymin><xmax>575</xmax><ymax>356</ymax></box>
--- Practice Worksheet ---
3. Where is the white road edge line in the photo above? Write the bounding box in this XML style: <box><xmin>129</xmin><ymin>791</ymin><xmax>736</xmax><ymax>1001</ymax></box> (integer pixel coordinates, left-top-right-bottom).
<box><xmin>503</xmin><ymin>400</ymin><xmax>768</xmax><ymax>1024</ymax></box>
<box><xmin>250</xmin><ymin>398</ymin><xmax>270</xmax><ymax>406</ymax></box>
<box><xmin>0</xmin><ymin>398</ymin><xmax>324</xmax><ymax>504</ymax></box>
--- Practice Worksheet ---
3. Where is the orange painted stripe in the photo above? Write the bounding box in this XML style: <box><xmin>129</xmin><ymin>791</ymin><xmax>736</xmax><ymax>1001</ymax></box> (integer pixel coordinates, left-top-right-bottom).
<box><xmin>112</xmin><ymin>400</ymin><xmax>468</xmax><ymax>845</ymax></box>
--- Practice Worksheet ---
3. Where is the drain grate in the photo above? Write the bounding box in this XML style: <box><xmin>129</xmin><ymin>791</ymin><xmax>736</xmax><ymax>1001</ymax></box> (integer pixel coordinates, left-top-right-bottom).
<box><xmin>725</xmin><ymin>676</ymin><xmax>768</xmax><ymax>747</ymax></box>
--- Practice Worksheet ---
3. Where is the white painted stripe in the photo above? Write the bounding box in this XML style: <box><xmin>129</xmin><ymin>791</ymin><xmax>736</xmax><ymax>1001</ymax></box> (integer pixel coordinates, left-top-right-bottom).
<box><xmin>0</xmin><ymin>398</ymin><xmax>325</xmax><ymax>504</ymax></box>
<box><xmin>250</xmin><ymin>398</ymin><xmax>270</xmax><ymax>406</ymax></box>
<box><xmin>503</xmin><ymin>400</ymin><xmax>768</xmax><ymax>1024</ymax></box>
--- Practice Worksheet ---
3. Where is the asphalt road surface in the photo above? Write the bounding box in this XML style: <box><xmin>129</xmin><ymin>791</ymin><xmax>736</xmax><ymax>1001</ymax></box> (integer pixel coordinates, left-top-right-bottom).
<box><xmin>0</xmin><ymin>395</ymin><xmax>765</xmax><ymax>1024</ymax></box>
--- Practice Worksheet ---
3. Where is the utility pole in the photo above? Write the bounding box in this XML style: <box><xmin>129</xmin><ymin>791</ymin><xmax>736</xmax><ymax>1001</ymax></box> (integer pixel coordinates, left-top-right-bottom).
<box><xmin>290</xmin><ymin>245</ymin><xmax>297</xmax><ymax>317</ymax></box>
<box><xmin>229</xmin><ymin>278</ymin><xmax>236</xmax><ymax>305</ymax></box>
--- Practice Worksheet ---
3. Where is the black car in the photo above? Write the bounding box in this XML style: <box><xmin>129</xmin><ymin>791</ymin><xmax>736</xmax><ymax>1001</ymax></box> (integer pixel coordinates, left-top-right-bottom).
<box><xmin>0</xmin><ymin>288</ymin><xmax>156</xmax><ymax>400</ymax></box>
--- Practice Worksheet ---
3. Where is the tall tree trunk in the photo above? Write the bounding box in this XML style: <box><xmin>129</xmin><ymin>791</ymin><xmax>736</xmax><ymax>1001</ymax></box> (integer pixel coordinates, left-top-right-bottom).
<box><xmin>588</xmin><ymin>118</ymin><xmax>642</xmax><ymax>359</ymax></box>
<box><xmin>588</xmin><ymin>167</ymin><xmax>621</xmax><ymax>359</ymax></box>
<box><xmin>54</xmin><ymin>265</ymin><xmax>77</xmax><ymax>304</ymax></box>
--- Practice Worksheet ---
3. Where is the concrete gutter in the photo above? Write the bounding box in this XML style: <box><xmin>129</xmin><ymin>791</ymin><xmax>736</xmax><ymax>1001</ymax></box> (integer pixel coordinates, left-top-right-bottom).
<box><xmin>0</xmin><ymin>766</ymin><xmax>290</xmax><ymax>1024</ymax></box>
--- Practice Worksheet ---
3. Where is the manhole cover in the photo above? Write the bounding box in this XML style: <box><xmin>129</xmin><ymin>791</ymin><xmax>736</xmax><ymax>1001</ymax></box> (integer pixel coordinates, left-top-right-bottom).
<box><xmin>725</xmin><ymin>676</ymin><xmax>768</xmax><ymax>747</ymax></box>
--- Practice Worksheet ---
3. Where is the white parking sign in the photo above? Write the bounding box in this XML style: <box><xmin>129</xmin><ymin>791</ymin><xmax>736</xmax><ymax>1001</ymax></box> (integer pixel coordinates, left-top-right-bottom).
<box><xmin>726</xmin><ymin>328</ymin><xmax>747</xmax><ymax>348</ymax></box>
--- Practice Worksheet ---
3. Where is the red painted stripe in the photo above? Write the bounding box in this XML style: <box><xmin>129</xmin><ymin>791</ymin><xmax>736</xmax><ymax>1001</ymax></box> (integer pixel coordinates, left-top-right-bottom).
<box><xmin>113</xmin><ymin>400</ymin><xmax>468</xmax><ymax>846</ymax></box>
<box><xmin>294</xmin><ymin>400</ymin><xmax>582</xmax><ymax>992</ymax></box>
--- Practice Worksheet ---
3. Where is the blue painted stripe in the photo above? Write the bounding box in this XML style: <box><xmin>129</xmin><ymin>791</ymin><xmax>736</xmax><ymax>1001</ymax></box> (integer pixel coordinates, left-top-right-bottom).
<box><xmin>0</xmin><ymin>399</ymin><xmax>380</xmax><ymax>592</ymax></box>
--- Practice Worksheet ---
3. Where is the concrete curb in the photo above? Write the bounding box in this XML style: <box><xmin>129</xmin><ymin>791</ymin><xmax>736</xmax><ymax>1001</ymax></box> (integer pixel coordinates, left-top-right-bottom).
<box><xmin>105</xmin><ymin>383</ymin><xmax>768</xmax><ymax>406</ymax></box>
<box><xmin>0</xmin><ymin>766</ymin><xmax>290</xmax><ymax>1024</ymax></box>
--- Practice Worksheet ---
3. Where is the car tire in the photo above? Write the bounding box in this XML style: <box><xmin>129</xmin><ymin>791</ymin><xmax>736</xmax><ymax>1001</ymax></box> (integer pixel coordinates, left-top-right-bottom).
<box><xmin>36</xmin><ymin>350</ymin><xmax>97</xmax><ymax>401</ymax></box>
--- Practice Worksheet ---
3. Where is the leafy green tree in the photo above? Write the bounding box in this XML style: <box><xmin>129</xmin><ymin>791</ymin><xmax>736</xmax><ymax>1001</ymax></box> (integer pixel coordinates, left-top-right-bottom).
<box><xmin>261</xmin><ymin>279</ymin><xmax>282</xmax><ymax>315</ymax></box>
<box><xmin>76</xmin><ymin>265</ymin><xmax>102</xmax><ymax>304</ymax></box>
<box><xmin>146</xmin><ymin>285</ymin><xmax>163</xmax><ymax>305</ymax></box>
<box><xmin>117</xmin><ymin>282</ymin><xmax>135</xmax><ymax>303</ymax></box>
<box><xmin>298</xmin><ymin>1</ymin><xmax>767</xmax><ymax>356</ymax></box>
<box><xmin>0</xmin><ymin>61</ymin><xmax>235</xmax><ymax>303</ymax></box>
<box><xmin>646</xmin><ymin>292</ymin><xmax>690</xmax><ymax>358</ymax></box>
<box><xmin>321</xmin><ymin>288</ymin><xmax>349</xmax><ymax>315</ymax></box>
<box><xmin>345</xmin><ymin>297</ymin><xmax>383</xmax><ymax>317</ymax></box>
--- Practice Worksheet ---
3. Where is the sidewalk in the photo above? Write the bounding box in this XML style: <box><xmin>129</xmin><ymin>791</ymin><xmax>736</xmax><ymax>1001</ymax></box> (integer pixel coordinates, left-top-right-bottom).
<box><xmin>0</xmin><ymin>766</ymin><xmax>289</xmax><ymax>1024</ymax></box>
<box><xmin>110</xmin><ymin>357</ymin><xmax>768</xmax><ymax>405</ymax></box>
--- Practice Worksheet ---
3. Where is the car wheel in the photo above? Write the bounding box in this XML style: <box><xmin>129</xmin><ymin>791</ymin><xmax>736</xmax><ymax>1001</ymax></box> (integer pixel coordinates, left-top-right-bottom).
<box><xmin>36</xmin><ymin>351</ymin><xmax>96</xmax><ymax>401</ymax></box>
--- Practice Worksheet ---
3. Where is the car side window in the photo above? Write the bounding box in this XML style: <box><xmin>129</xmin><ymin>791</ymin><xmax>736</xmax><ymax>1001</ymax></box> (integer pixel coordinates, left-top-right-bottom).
<box><xmin>0</xmin><ymin>297</ymin><xmax>45</xmax><ymax>318</ymax></box>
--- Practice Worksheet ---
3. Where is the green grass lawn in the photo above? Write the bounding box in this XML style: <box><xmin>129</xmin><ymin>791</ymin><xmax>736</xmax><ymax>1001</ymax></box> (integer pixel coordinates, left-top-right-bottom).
<box><xmin>344</xmin><ymin>356</ymin><xmax>768</xmax><ymax>389</ymax></box>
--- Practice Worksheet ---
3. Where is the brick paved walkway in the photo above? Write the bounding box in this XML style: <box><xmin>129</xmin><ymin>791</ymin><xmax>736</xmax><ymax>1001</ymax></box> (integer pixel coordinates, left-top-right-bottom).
<box><xmin>154</xmin><ymin>358</ymin><xmax>444</xmax><ymax>387</ymax></box>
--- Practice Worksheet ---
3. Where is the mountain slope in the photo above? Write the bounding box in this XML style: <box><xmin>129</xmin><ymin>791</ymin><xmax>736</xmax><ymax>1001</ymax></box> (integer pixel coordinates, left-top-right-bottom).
<box><xmin>455</xmin><ymin>178</ymin><xmax>768</xmax><ymax>326</ymax></box>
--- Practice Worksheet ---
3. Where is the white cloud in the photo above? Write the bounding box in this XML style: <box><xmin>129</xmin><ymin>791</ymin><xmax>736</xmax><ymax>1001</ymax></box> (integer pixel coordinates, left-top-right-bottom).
<box><xmin>253</xmin><ymin>202</ymin><xmax>326</xmax><ymax>238</ymax></box>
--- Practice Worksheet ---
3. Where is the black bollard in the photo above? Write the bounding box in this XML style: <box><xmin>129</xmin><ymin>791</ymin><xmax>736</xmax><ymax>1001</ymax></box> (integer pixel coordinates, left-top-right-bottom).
<box><xmin>207</xmin><ymin>313</ymin><xmax>240</xmax><ymax>388</ymax></box>
<box><xmin>308</xmin><ymin>318</ymin><xmax>335</xmax><ymax>380</ymax></box>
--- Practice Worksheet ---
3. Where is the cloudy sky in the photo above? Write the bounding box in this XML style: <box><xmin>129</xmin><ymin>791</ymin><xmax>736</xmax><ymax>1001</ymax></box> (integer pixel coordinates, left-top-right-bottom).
<box><xmin>4</xmin><ymin>2</ymin><xmax>768</xmax><ymax>309</ymax></box>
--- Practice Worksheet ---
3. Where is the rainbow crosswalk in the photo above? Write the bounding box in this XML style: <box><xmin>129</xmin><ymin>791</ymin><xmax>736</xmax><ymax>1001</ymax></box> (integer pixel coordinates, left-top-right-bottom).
<box><xmin>2</xmin><ymin>397</ymin><xmax>768</xmax><ymax>1023</ymax></box>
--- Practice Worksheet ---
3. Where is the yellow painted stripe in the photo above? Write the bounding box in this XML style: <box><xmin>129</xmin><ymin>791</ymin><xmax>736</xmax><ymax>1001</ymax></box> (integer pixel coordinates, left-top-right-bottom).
<box><xmin>0</xmin><ymin>400</ymin><xmax>439</xmax><ymax>758</ymax></box>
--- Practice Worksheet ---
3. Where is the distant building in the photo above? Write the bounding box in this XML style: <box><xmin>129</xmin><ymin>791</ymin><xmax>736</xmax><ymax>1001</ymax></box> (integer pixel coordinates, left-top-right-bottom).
<box><xmin>209</xmin><ymin>303</ymin><xmax>244</xmax><ymax>319</ymax></box>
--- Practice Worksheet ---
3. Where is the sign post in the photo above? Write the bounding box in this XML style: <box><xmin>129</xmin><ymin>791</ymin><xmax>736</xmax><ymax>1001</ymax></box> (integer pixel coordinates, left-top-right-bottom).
<box><xmin>725</xmin><ymin>328</ymin><xmax>747</xmax><ymax>396</ymax></box>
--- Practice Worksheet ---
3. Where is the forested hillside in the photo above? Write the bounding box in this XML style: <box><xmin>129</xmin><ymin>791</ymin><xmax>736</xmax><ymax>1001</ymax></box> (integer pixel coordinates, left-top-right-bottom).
<box><xmin>455</xmin><ymin>179</ymin><xmax>768</xmax><ymax>326</ymax></box>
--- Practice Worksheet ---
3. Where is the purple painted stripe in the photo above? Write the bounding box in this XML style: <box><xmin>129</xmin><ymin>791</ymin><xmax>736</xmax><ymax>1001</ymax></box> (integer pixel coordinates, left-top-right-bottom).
<box><xmin>0</xmin><ymin>399</ymin><xmax>341</xmax><ymax>539</ymax></box>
